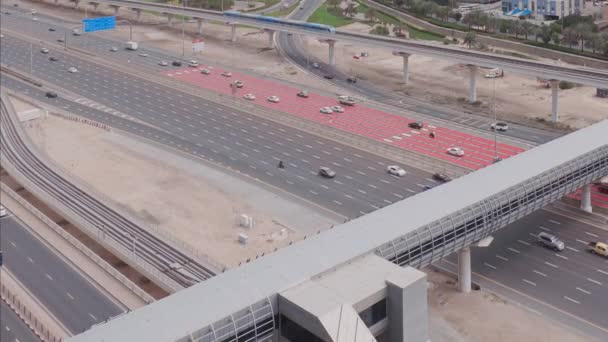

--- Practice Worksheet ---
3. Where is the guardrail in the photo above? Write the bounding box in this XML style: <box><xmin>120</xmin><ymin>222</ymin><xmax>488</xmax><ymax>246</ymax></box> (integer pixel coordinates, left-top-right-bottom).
<box><xmin>1</xmin><ymin>279</ymin><xmax>63</xmax><ymax>342</ymax></box>
<box><xmin>0</xmin><ymin>183</ymin><xmax>156</xmax><ymax>304</ymax></box>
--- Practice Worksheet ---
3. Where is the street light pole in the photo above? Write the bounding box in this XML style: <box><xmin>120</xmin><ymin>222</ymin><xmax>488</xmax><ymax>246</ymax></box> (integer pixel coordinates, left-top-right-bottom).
<box><xmin>492</xmin><ymin>77</ymin><xmax>498</xmax><ymax>162</ymax></box>
<box><xmin>181</xmin><ymin>0</ymin><xmax>187</xmax><ymax>57</ymax></box>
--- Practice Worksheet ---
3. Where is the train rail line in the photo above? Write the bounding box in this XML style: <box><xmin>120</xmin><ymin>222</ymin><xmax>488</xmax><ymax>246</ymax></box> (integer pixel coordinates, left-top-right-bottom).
<box><xmin>0</xmin><ymin>92</ymin><xmax>216</xmax><ymax>291</ymax></box>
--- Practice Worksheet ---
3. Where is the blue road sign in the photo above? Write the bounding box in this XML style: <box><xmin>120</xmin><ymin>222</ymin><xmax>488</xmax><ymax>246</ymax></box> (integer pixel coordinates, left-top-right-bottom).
<box><xmin>83</xmin><ymin>16</ymin><xmax>116</xmax><ymax>33</ymax></box>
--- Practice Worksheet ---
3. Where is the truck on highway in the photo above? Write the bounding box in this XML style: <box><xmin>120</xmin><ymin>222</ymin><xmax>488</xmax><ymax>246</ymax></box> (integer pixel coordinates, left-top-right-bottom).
<box><xmin>588</xmin><ymin>241</ymin><xmax>608</xmax><ymax>257</ymax></box>
<box><xmin>125</xmin><ymin>41</ymin><xmax>138</xmax><ymax>51</ymax></box>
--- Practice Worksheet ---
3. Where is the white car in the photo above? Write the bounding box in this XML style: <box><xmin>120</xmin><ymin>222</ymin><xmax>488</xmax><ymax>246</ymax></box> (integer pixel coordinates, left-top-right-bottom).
<box><xmin>40</xmin><ymin>48</ymin><xmax>50</xmax><ymax>54</ymax></box>
<box><xmin>297</xmin><ymin>90</ymin><xmax>309</xmax><ymax>98</ymax></box>
<box><xmin>320</xmin><ymin>107</ymin><xmax>333</xmax><ymax>114</ymax></box>
<box><xmin>188</xmin><ymin>60</ymin><xmax>199</xmax><ymax>67</ymax></box>
<box><xmin>312</xmin><ymin>62</ymin><xmax>320</xmax><ymax>69</ymax></box>
<box><xmin>232</xmin><ymin>80</ymin><xmax>244</xmax><ymax>88</ymax></box>
<box><xmin>68</xmin><ymin>67</ymin><xmax>78</xmax><ymax>73</ymax></box>
<box><xmin>491</xmin><ymin>122</ymin><xmax>509</xmax><ymax>132</ymax></box>
<box><xmin>267</xmin><ymin>96</ymin><xmax>280</xmax><ymax>103</ymax></box>
<box><xmin>110</xmin><ymin>46</ymin><xmax>118</xmax><ymax>52</ymax></box>
<box><xmin>221</xmin><ymin>71</ymin><xmax>232</xmax><ymax>77</ymax></box>
<box><xmin>32</xmin><ymin>17</ymin><xmax>38</xmax><ymax>21</ymax></box>
<box><xmin>200</xmin><ymin>68</ymin><xmax>211</xmax><ymax>75</ymax></box>
<box><xmin>243</xmin><ymin>93</ymin><xmax>256</xmax><ymax>100</ymax></box>
<box><xmin>138</xmin><ymin>53</ymin><xmax>148</xmax><ymax>57</ymax></box>
<box><xmin>447</xmin><ymin>147</ymin><xmax>465</xmax><ymax>157</ymax></box>
<box><xmin>159</xmin><ymin>61</ymin><xmax>168</xmax><ymax>66</ymax></box>
<box><xmin>387</xmin><ymin>165</ymin><xmax>406</xmax><ymax>177</ymax></box>
<box><xmin>0</xmin><ymin>205</ymin><xmax>7</xmax><ymax>218</ymax></box>
<box><xmin>331</xmin><ymin>105</ymin><xmax>344</xmax><ymax>113</ymax></box>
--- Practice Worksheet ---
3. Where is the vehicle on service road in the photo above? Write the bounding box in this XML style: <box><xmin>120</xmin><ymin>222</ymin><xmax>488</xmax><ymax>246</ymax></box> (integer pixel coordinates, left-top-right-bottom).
<box><xmin>68</xmin><ymin>67</ymin><xmax>78</xmax><ymax>73</ymax></box>
<box><xmin>346</xmin><ymin>77</ymin><xmax>357</xmax><ymax>83</ymax></box>
<box><xmin>297</xmin><ymin>90</ymin><xmax>309</xmax><ymax>98</ymax></box>
<box><xmin>320</xmin><ymin>107</ymin><xmax>333</xmax><ymax>114</ymax></box>
<box><xmin>433</xmin><ymin>173</ymin><xmax>451</xmax><ymax>183</ymax></box>
<box><xmin>324</xmin><ymin>74</ymin><xmax>334</xmax><ymax>80</ymax></box>
<box><xmin>232</xmin><ymin>80</ymin><xmax>244</xmax><ymax>88</ymax></box>
<box><xmin>159</xmin><ymin>61</ymin><xmax>168</xmax><ymax>66</ymax></box>
<box><xmin>588</xmin><ymin>241</ymin><xmax>608</xmax><ymax>257</ymax></box>
<box><xmin>312</xmin><ymin>62</ymin><xmax>320</xmax><ymax>69</ymax></box>
<box><xmin>537</xmin><ymin>232</ymin><xmax>565</xmax><ymax>251</ymax></box>
<box><xmin>125</xmin><ymin>41</ymin><xmax>138</xmax><ymax>50</ymax></box>
<box><xmin>201</xmin><ymin>68</ymin><xmax>211</xmax><ymax>75</ymax></box>
<box><xmin>45</xmin><ymin>91</ymin><xmax>58</xmax><ymax>98</ymax></box>
<box><xmin>222</xmin><ymin>71</ymin><xmax>233</xmax><ymax>77</ymax></box>
<box><xmin>48</xmin><ymin>27</ymin><xmax>55</xmax><ymax>32</ymax></box>
<box><xmin>319</xmin><ymin>167</ymin><xmax>336</xmax><ymax>178</ymax></box>
<box><xmin>110</xmin><ymin>46</ymin><xmax>118</xmax><ymax>52</ymax></box>
<box><xmin>138</xmin><ymin>53</ymin><xmax>149</xmax><ymax>57</ymax></box>
<box><xmin>447</xmin><ymin>147</ymin><xmax>465</xmax><ymax>157</ymax></box>
<box><xmin>331</xmin><ymin>105</ymin><xmax>344</xmax><ymax>113</ymax></box>
<box><xmin>40</xmin><ymin>48</ymin><xmax>49</xmax><ymax>54</ymax></box>
<box><xmin>267</xmin><ymin>96</ymin><xmax>280</xmax><ymax>103</ymax></box>
<box><xmin>408</xmin><ymin>122</ymin><xmax>424</xmax><ymax>129</ymax></box>
<box><xmin>72</xmin><ymin>29</ymin><xmax>81</xmax><ymax>36</ymax></box>
<box><xmin>491</xmin><ymin>122</ymin><xmax>509</xmax><ymax>131</ymax></box>
<box><xmin>387</xmin><ymin>165</ymin><xmax>406</xmax><ymax>177</ymax></box>
<box><xmin>49</xmin><ymin>56</ymin><xmax>59</xmax><ymax>62</ymax></box>
<box><xmin>243</xmin><ymin>93</ymin><xmax>256</xmax><ymax>100</ymax></box>
<box><xmin>338</xmin><ymin>95</ymin><xmax>355</xmax><ymax>106</ymax></box>
<box><xmin>0</xmin><ymin>205</ymin><xmax>7</xmax><ymax>218</ymax></box>
<box><xmin>172</xmin><ymin>61</ymin><xmax>182</xmax><ymax>66</ymax></box>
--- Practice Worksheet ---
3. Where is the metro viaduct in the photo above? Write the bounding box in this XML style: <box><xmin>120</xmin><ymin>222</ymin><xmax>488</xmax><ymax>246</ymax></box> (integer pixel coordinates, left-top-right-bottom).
<box><xmin>66</xmin><ymin>118</ymin><xmax>607</xmax><ymax>342</ymax></box>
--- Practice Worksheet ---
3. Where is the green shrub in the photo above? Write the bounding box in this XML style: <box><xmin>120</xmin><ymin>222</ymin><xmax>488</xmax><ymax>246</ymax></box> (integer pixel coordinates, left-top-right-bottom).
<box><xmin>559</xmin><ymin>81</ymin><xmax>576</xmax><ymax>90</ymax></box>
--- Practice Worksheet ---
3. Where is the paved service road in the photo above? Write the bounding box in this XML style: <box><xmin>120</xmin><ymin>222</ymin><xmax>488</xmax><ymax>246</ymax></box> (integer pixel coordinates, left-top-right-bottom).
<box><xmin>0</xmin><ymin>215</ymin><xmax>125</xmax><ymax>334</ymax></box>
<box><xmin>446</xmin><ymin>210</ymin><xmax>608</xmax><ymax>333</ymax></box>
<box><xmin>1</xmin><ymin>34</ymin><xmax>447</xmax><ymax>218</ymax></box>
<box><xmin>1</xmin><ymin>302</ymin><xmax>41</xmax><ymax>342</ymax></box>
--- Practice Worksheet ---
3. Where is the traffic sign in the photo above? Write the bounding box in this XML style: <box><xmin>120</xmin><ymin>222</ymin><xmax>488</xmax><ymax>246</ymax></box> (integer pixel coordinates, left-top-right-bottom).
<box><xmin>83</xmin><ymin>16</ymin><xmax>116</xmax><ymax>33</ymax></box>
<box><xmin>192</xmin><ymin>38</ymin><xmax>205</xmax><ymax>52</ymax></box>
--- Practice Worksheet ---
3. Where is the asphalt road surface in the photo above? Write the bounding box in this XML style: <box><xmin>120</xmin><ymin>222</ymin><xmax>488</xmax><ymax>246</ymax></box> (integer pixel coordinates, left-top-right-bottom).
<box><xmin>446</xmin><ymin>210</ymin><xmax>608</xmax><ymax>335</ymax></box>
<box><xmin>0</xmin><ymin>6</ymin><xmax>562</xmax><ymax>145</ymax></box>
<box><xmin>0</xmin><ymin>214</ymin><xmax>125</xmax><ymax>334</ymax></box>
<box><xmin>274</xmin><ymin>0</ymin><xmax>563</xmax><ymax>144</ymax></box>
<box><xmin>1</xmin><ymin>302</ymin><xmax>41</xmax><ymax>342</ymax></box>
<box><xmin>0</xmin><ymin>34</ymin><xmax>448</xmax><ymax>218</ymax></box>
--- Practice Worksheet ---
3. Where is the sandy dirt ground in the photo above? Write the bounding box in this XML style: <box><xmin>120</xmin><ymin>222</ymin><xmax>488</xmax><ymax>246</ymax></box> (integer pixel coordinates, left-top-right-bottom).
<box><xmin>23</xmin><ymin>114</ymin><xmax>304</xmax><ymax>268</ymax></box>
<box><xmin>426</xmin><ymin>269</ymin><xmax>596</xmax><ymax>342</ymax></box>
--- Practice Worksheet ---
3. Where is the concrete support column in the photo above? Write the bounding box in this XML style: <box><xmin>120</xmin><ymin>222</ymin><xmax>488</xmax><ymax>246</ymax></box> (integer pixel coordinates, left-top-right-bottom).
<box><xmin>73</xmin><ymin>0</ymin><xmax>79</xmax><ymax>9</ymax></box>
<box><xmin>327</xmin><ymin>40</ymin><xmax>336</xmax><ymax>66</ymax></box>
<box><xmin>468</xmin><ymin>65</ymin><xmax>478</xmax><ymax>103</ymax></box>
<box><xmin>401</xmin><ymin>53</ymin><xmax>411</xmax><ymax>84</ymax></box>
<box><xmin>581</xmin><ymin>184</ymin><xmax>593</xmax><ymax>213</ymax></box>
<box><xmin>230</xmin><ymin>24</ymin><xmax>237</xmax><ymax>42</ymax></box>
<box><xmin>458</xmin><ymin>247</ymin><xmax>471</xmax><ymax>293</ymax></box>
<box><xmin>54</xmin><ymin>0</ymin><xmax>59</xmax><ymax>5</ymax></box>
<box><xmin>166</xmin><ymin>13</ymin><xmax>174</xmax><ymax>27</ymax></box>
<box><xmin>265</xmin><ymin>29</ymin><xmax>275</xmax><ymax>49</ymax></box>
<box><xmin>111</xmin><ymin>5</ymin><xmax>119</xmax><ymax>16</ymax></box>
<box><xmin>196</xmin><ymin>18</ymin><xmax>203</xmax><ymax>35</ymax></box>
<box><xmin>92</xmin><ymin>3</ymin><xmax>100</xmax><ymax>12</ymax></box>
<box><xmin>134</xmin><ymin>8</ymin><xmax>142</xmax><ymax>21</ymax></box>
<box><xmin>550</xmin><ymin>79</ymin><xmax>560</xmax><ymax>123</ymax></box>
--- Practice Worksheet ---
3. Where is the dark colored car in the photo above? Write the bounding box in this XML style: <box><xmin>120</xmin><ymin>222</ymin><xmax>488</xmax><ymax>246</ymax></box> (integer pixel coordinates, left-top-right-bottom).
<box><xmin>432</xmin><ymin>173</ymin><xmax>451</xmax><ymax>183</ymax></box>
<box><xmin>172</xmin><ymin>61</ymin><xmax>182</xmax><ymax>66</ymax></box>
<box><xmin>57</xmin><ymin>38</ymin><xmax>65</xmax><ymax>43</ymax></box>
<box><xmin>318</xmin><ymin>167</ymin><xmax>336</xmax><ymax>178</ymax></box>
<box><xmin>323</xmin><ymin>75</ymin><xmax>334</xmax><ymax>80</ymax></box>
<box><xmin>422</xmin><ymin>185</ymin><xmax>435</xmax><ymax>191</ymax></box>
<box><xmin>45</xmin><ymin>91</ymin><xmax>58</xmax><ymax>98</ymax></box>
<box><xmin>49</xmin><ymin>27</ymin><xmax>56</xmax><ymax>31</ymax></box>
<box><xmin>408</xmin><ymin>122</ymin><xmax>424</xmax><ymax>129</ymax></box>
<box><xmin>49</xmin><ymin>56</ymin><xmax>59</xmax><ymax>61</ymax></box>
<box><xmin>346</xmin><ymin>77</ymin><xmax>357</xmax><ymax>83</ymax></box>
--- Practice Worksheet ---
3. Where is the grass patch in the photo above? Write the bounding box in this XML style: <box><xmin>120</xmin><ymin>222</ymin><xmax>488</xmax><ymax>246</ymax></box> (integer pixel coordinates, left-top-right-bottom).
<box><xmin>308</xmin><ymin>4</ymin><xmax>353</xmax><ymax>27</ymax></box>
<box><xmin>354</xmin><ymin>0</ymin><xmax>399</xmax><ymax>25</ymax></box>
<box><xmin>266</xmin><ymin>0</ymin><xmax>300</xmax><ymax>17</ymax></box>
<box><xmin>405</xmin><ymin>24</ymin><xmax>444</xmax><ymax>41</ymax></box>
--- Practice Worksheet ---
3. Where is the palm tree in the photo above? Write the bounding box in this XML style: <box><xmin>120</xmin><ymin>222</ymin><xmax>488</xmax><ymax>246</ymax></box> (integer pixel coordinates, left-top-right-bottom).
<box><xmin>365</xmin><ymin>8</ymin><xmax>377</xmax><ymax>22</ymax></box>
<box><xmin>521</xmin><ymin>22</ymin><xmax>535</xmax><ymax>40</ymax></box>
<box><xmin>464</xmin><ymin>32</ymin><xmax>477</xmax><ymax>48</ymax></box>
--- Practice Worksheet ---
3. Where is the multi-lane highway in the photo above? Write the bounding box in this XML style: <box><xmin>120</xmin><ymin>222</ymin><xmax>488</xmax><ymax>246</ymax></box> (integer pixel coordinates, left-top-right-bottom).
<box><xmin>1</xmin><ymin>301</ymin><xmax>41</xmax><ymax>342</ymax></box>
<box><xmin>0</xmin><ymin>214</ymin><xmax>125</xmax><ymax>334</ymax></box>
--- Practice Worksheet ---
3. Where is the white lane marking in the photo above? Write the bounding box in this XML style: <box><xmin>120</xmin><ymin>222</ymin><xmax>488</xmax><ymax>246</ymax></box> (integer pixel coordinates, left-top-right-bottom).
<box><xmin>46</xmin><ymin>273</ymin><xmax>54</xmax><ymax>281</ymax></box>
<box><xmin>309</xmin><ymin>190</ymin><xmax>318</xmax><ymax>195</ymax></box>
<box><xmin>563</xmin><ymin>296</ymin><xmax>580</xmax><ymax>304</ymax></box>
<box><xmin>544</xmin><ymin>262</ymin><xmax>559</xmax><ymax>268</ymax></box>
<box><xmin>9</xmin><ymin>241</ymin><xmax>16</xmax><ymax>248</ymax></box>
<box><xmin>517</xmin><ymin>240</ymin><xmax>530</xmax><ymax>246</ymax></box>
<box><xmin>539</xmin><ymin>226</ymin><xmax>551</xmax><ymax>231</ymax></box>
<box><xmin>484</xmin><ymin>262</ymin><xmax>497</xmax><ymax>269</ymax></box>
<box><xmin>359</xmin><ymin>211</ymin><xmax>367</xmax><ymax>215</ymax></box>
<box><xmin>319</xmin><ymin>184</ymin><xmax>329</xmax><ymax>190</ymax></box>
<box><xmin>89</xmin><ymin>313</ymin><xmax>98</xmax><ymax>321</ymax></box>
<box><xmin>27</xmin><ymin>257</ymin><xmax>35</xmax><ymax>263</ymax></box>
<box><xmin>406</xmin><ymin>189</ymin><xmax>416</xmax><ymax>193</ymax></box>
<box><xmin>380</xmin><ymin>179</ymin><xmax>390</xmax><ymax>184</ymax></box>
<box><xmin>356</xmin><ymin>171</ymin><xmax>366</xmax><ymax>176</ymax></box>
<box><xmin>333</xmin><ymin>180</ymin><xmax>343</xmax><ymax>185</ymax></box>
<box><xmin>576</xmin><ymin>287</ymin><xmax>591</xmax><ymax>295</ymax></box>
<box><xmin>333</xmin><ymin>200</ymin><xmax>343</xmax><ymax>206</ymax></box>
<box><xmin>345</xmin><ymin>175</ymin><xmax>353</xmax><ymax>180</ymax></box>
<box><xmin>393</xmin><ymin>193</ymin><xmax>404</xmax><ymax>199</ymax></box>
<box><xmin>548</xmin><ymin>219</ymin><xmax>561</xmax><ymax>225</ymax></box>
<box><xmin>368</xmin><ymin>184</ymin><xmax>377</xmax><ymax>189</ymax></box>
<box><xmin>383</xmin><ymin>199</ymin><xmax>392</xmax><ymax>204</ymax></box>
<box><xmin>507</xmin><ymin>247</ymin><xmax>520</xmax><ymax>254</ymax></box>
<box><xmin>576</xmin><ymin>239</ymin><xmax>588</xmax><ymax>244</ymax></box>
<box><xmin>354</xmin><ymin>154</ymin><xmax>362</xmax><ymax>158</ymax></box>
<box><xmin>343</xmin><ymin>157</ymin><xmax>353</xmax><ymax>162</ymax></box>
<box><xmin>332</xmin><ymin>162</ymin><xmax>342</xmax><ymax>167</ymax></box>
<box><xmin>286</xmin><ymin>180</ymin><xmax>294</xmax><ymax>185</ymax></box>
<box><xmin>533</xmin><ymin>270</ymin><xmax>547</xmax><ymax>277</ymax></box>
<box><xmin>587</xmin><ymin>278</ymin><xmax>603</xmax><ymax>286</ymax></box>
<box><xmin>496</xmin><ymin>255</ymin><xmax>509</xmax><ymax>261</ymax></box>
<box><xmin>367</xmin><ymin>166</ymin><xmax>376</xmax><ymax>171</ymax></box>
<box><xmin>522</xmin><ymin>279</ymin><xmax>536</xmax><ymax>286</ymax></box>
<box><xmin>66</xmin><ymin>292</ymin><xmax>75</xmax><ymax>300</ymax></box>
<box><xmin>357</xmin><ymin>189</ymin><xmax>367</xmax><ymax>194</ymax></box>
<box><xmin>333</xmin><ymin>147</ymin><xmax>342</xmax><ymax>151</ymax></box>
<box><xmin>555</xmin><ymin>254</ymin><xmax>568</xmax><ymax>260</ymax></box>
<box><xmin>585</xmin><ymin>231</ymin><xmax>599</xmax><ymax>238</ymax></box>
<box><xmin>344</xmin><ymin>194</ymin><xmax>354</xmax><ymax>199</ymax></box>
<box><xmin>566</xmin><ymin>246</ymin><xmax>580</xmax><ymax>253</ymax></box>
<box><xmin>597</xmin><ymin>269</ymin><xmax>608</xmax><ymax>276</ymax></box>
<box><xmin>370</xmin><ymin>204</ymin><xmax>380</xmax><ymax>210</ymax></box>
<box><xmin>296</xmin><ymin>175</ymin><xmax>305</xmax><ymax>180</ymax></box>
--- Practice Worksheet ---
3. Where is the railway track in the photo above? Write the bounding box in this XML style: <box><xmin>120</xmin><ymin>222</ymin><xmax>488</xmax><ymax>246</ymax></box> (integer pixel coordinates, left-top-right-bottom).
<box><xmin>0</xmin><ymin>92</ymin><xmax>216</xmax><ymax>291</ymax></box>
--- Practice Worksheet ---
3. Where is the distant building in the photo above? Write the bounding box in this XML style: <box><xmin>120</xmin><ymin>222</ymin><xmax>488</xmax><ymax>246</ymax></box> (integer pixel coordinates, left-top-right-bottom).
<box><xmin>502</xmin><ymin>0</ymin><xmax>586</xmax><ymax>19</ymax></box>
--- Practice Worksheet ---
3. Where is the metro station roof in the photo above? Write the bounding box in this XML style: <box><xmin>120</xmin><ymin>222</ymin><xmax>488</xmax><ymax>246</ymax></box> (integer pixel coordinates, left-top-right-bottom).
<box><xmin>68</xmin><ymin>120</ymin><xmax>608</xmax><ymax>342</ymax></box>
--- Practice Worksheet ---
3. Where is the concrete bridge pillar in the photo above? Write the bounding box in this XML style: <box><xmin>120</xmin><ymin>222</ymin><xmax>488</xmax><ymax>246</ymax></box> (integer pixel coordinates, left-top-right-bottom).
<box><xmin>54</xmin><ymin>0</ymin><xmax>59</xmax><ymax>5</ymax></box>
<box><xmin>467</xmin><ymin>65</ymin><xmax>478</xmax><ymax>103</ymax></box>
<box><xmin>166</xmin><ymin>13</ymin><xmax>174</xmax><ymax>27</ymax></box>
<box><xmin>581</xmin><ymin>184</ymin><xmax>593</xmax><ymax>213</ymax></box>
<box><xmin>550</xmin><ymin>79</ymin><xmax>560</xmax><ymax>123</ymax></box>
<box><xmin>196</xmin><ymin>18</ymin><xmax>203</xmax><ymax>35</ymax></box>
<box><xmin>265</xmin><ymin>29</ymin><xmax>275</xmax><ymax>49</ymax></box>
<box><xmin>230</xmin><ymin>23</ymin><xmax>237</xmax><ymax>42</ymax></box>
<box><xmin>399</xmin><ymin>52</ymin><xmax>411</xmax><ymax>84</ymax></box>
<box><xmin>133</xmin><ymin>8</ymin><xmax>142</xmax><ymax>21</ymax></box>
<box><xmin>92</xmin><ymin>2</ymin><xmax>100</xmax><ymax>12</ymax></box>
<box><xmin>458</xmin><ymin>247</ymin><xmax>471</xmax><ymax>293</ymax></box>
<box><xmin>327</xmin><ymin>40</ymin><xmax>336</xmax><ymax>66</ymax></box>
<box><xmin>110</xmin><ymin>5</ymin><xmax>119</xmax><ymax>16</ymax></box>
<box><xmin>73</xmin><ymin>0</ymin><xmax>80</xmax><ymax>9</ymax></box>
